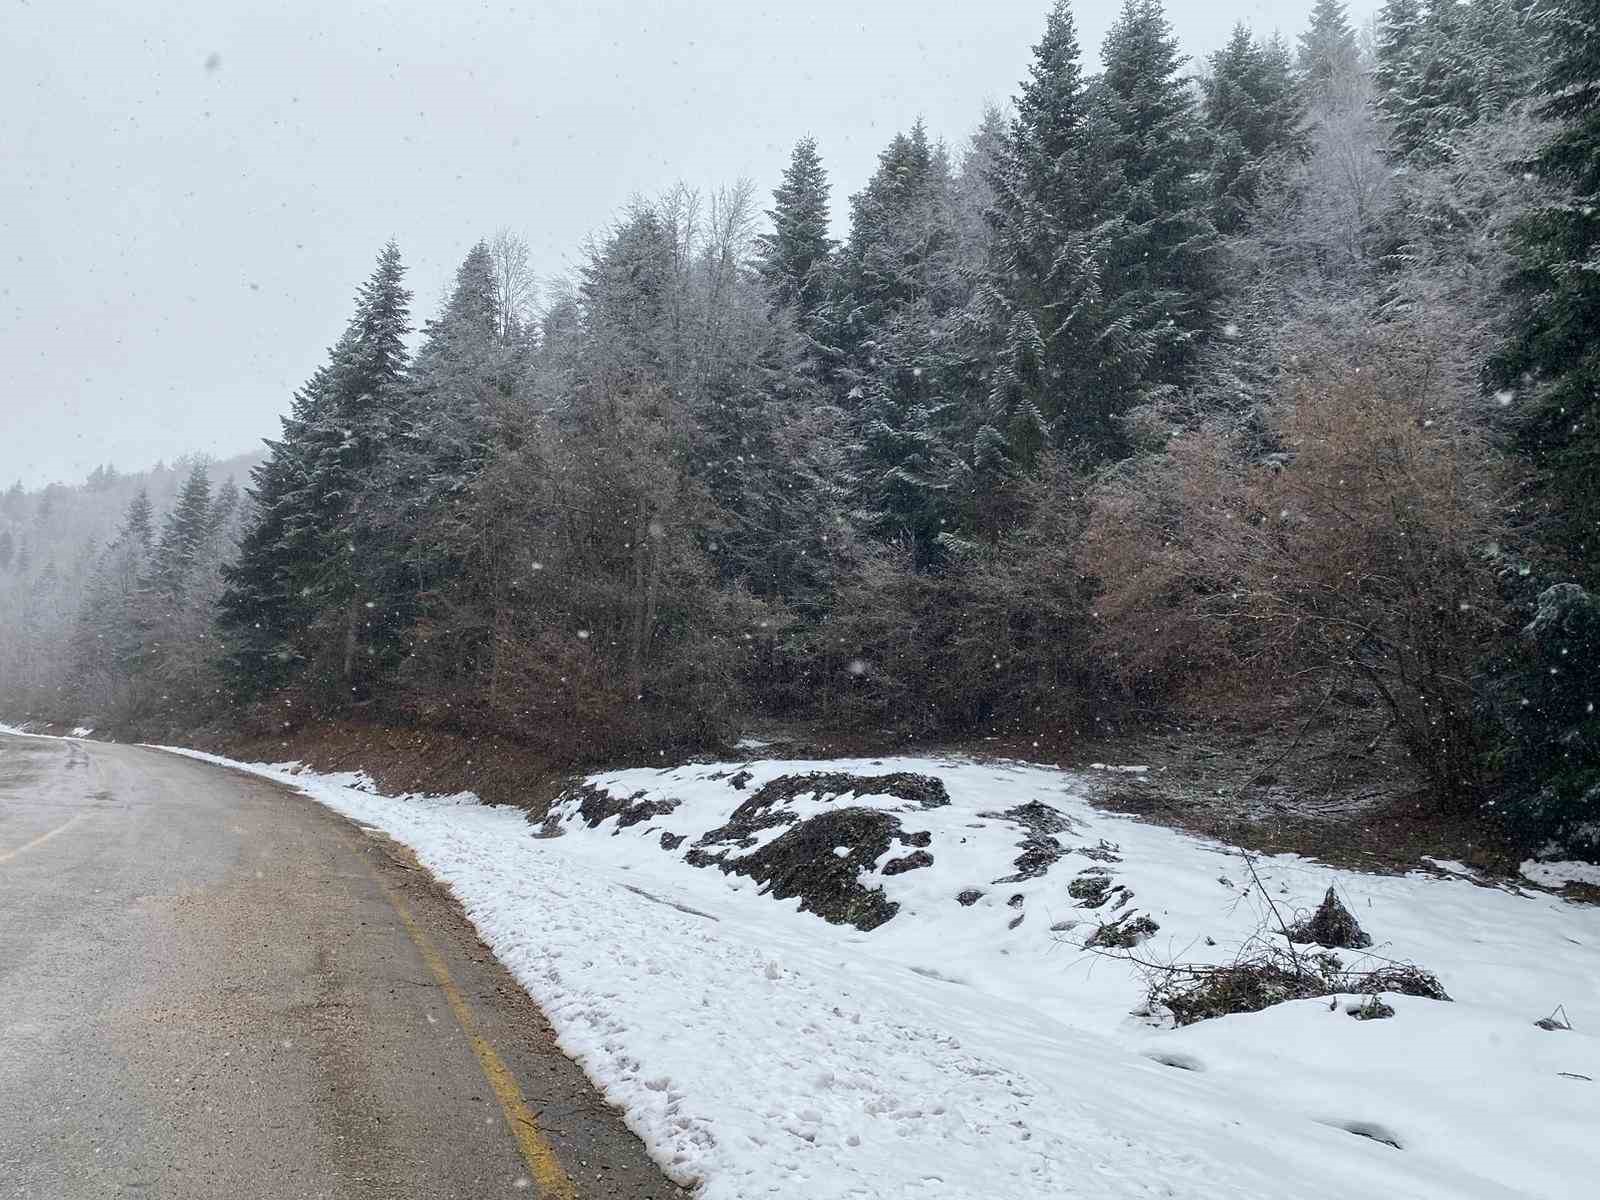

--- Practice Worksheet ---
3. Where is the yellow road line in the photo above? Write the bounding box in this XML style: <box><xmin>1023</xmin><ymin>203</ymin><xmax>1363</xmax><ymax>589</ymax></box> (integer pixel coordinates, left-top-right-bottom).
<box><xmin>0</xmin><ymin>814</ymin><xmax>86</xmax><ymax>864</ymax></box>
<box><xmin>383</xmin><ymin>880</ymin><xmax>577</xmax><ymax>1200</ymax></box>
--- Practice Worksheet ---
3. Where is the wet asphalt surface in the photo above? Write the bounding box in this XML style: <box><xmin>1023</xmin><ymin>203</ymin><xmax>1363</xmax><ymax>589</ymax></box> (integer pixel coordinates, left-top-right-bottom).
<box><xmin>0</xmin><ymin>733</ymin><xmax>685</xmax><ymax>1200</ymax></box>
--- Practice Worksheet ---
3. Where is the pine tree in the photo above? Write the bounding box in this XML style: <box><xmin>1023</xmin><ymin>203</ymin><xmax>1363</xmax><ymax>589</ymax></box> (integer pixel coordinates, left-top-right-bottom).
<box><xmin>1080</xmin><ymin>0</ymin><xmax>1221</xmax><ymax>431</ymax></box>
<box><xmin>1298</xmin><ymin>0</ymin><xmax>1361</xmax><ymax>108</ymax></box>
<box><xmin>1378</xmin><ymin>1</ymin><xmax>1539</xmax><ymax>164</ymax></box>
<box><xmin>577</xmin><ymin>205</ymin><xmax>677</xmax><ymax>392</ymax></box>
<box><xmin>216</xmin><ymin>378</ymin><xmax>324</xmax><ymax>694</ymax></box>
<box><xmin>117</xmin><ymin>489</ymin><xmax>154</xmax><ymax>549</ymax></box>
<box><xmin>70</xmin><ymin>492</ymin><xmax>158</xmax><ymax>717</ymax></box>
<box><xmin>834</xmin><ymin>123</ymin><xmax>968</xmax><ymax>559</ymax></box>
<box><xmin>208</xmin><ymin>478</ymin><xmax>241</xmax><ymax>538</ymax></box>
<box><xmin>756</xmin><ymin>137</ymin><xmax>836</xmax><ymax>333</ymax></box>
<box><xmin>952</xmin><ymin>105</ymin><xmax>1008</xmax><ymax>275</ymax></box>
<box><xmin>976</xmin><ymin>0</ymin><xmax>1093</xmax><ymax>494</ymax></box>
<box><xmin>377</xmin><ymin>240</ymin><xmax>522</xmax><ymax>670</ymax></box>
<box><xmin>1496</xmin><ymin>0</ymin><xmax>1600</xmax><ymax>591</ymax></box>
<box><xmin>397</xmin><ymin>241</ymin><xmax>506</xmax><ymax>517</ymax></box>
<box><xmin>1375</xmin><ymin>0</ymin><xmax>1425</xmax><ymax>104</ymax></box>
<box><xmin>1464</xmin><ymin>0</ymin><xmax>1540</xmax><ymax>118</ymax></box>
<box><xmin>219</xmin><ymin>243</ymin><xmax>413</xmax><ymax>697</ymax></box>
<box><xmin>148</xmin><ymin>462</ymin><xmax>212</xmax><ymax>596</ymax></box>
<box><xmin>0</xmin><ymin>529</ymin><xmax>13</xmax><ymax>572</ymax></box>
<box><xmin>1204</xmin><ymin>23</ymin><xmax>1310</xmax><ymax>233</ymax></box>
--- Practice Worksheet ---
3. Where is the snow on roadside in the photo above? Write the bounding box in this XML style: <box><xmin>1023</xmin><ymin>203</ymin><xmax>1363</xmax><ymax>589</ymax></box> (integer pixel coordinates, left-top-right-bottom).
<box><xmin>129</xmin><ymin>746</ymin><xmax>1600</xmax><ymax>1198</ymax></box>
<box><xmin>1522</xmin><ymin>859</ymin><xmax>1600</xmax><ymax>889</ymax></box>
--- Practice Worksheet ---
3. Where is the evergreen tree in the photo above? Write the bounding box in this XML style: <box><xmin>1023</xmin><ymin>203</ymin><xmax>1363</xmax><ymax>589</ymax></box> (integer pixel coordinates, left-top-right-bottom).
<box><xmin>1378</xmin><ymin>0</ymin><xmax>1539</xmax><ymax>164</ymax></box>
<box><xmin>1464</xmin><ymin>0</ymin><xmax>1540</xmax><ymax>117</ymax></box>
<box><xmin>397</xmin><ymin>241</ymin><xmax>507</xmax><ymax>515</ymax></box>
<box><xmin>208</xmin><ymin>477</ymin><xmax>241</xmax><ymax>538</ymax></box>
<box><xmin>980</xmin><ymin>1</ymin><xmax>1218</xmax><ymax>477</ymax></box>
<box><xmin>834</xmin><ymin>122</ymin><xmax>968</xmax><ymax>559</ymax></box>
<box><xmin>952</xmin><ymin>105</ymin><xmax>1008</xmax><ymax>275</ymax></box>
<box><xmin>977</xmin><ymin>0</ymin><xmax>1093</xmax><ymax>493</ymax></box>
<box><xmin>0</xmin><ymin>528</ymin><xmax>13</xmax><ymax>572</ymax></box>
<box><xmin>1497</xmin><ymin>0</ymin><xmax>1600</xmax><ymax>591</ymax></box>
<box><xmin>117</xmin><ymin>489</ymin><xmax>154</xmax><ymax>549</ymax></box>
<box><xmin>756</xmin><ymin>137</ymin><xmax>836</xmax><ymax>330</ymax></box>
<box><xmin>1375</xmin><ymin>0</ymin><xmax>1426</xmax><ymax>107</ymax></box>
<box><xmin>148</xmin><ymin>462</ymin><xmax>212</xmax><ymax>596</ymax></box>
<box><xmin>216</xmin><ymin>375</ymin><xmax>326</xmax><ymax>694</ymax></box>
<box><xmin>219</xmin><ymin>243</ymin><xmax>413</xmax><ymax>697</ymax></box>
<box><xmin>378</xmin><ymin>240</ymin><xmax>522</xmax><ymax>666</ymax></box>
<box><xmin>577</xmin><ymin>205</ymin><xmax>677</xmax><ymax>392</ymax></box>
<box><xmin>70</xmin><ymin>492</ymin><xmax>158</xmax><ymax>718</ymax></box>
<box><xmin>1298</xmin><ymin>0</ymin><xmax>1361</xmax><ymax>107</ymax></box>
<box><xmin>1080</xmin><ymin>0</ymin><xmax>1221</xmax><ymax>430</ymax></box>
<box><xmin>1204</xmin><ymin>23</ymin><xmax>1310</xmax><ymax>233</ymax></box>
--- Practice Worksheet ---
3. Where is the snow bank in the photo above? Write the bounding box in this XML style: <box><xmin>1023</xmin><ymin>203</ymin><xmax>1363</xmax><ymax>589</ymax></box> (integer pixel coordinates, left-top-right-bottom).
<box><xmin>1522</xmin><ymin>859</ymin><xmax>1600</xmax><ymax>889</ymax></box>
<box><xmin>151</xmin><ymin>748</ymin><xmax>1600</xmax><ymax>1199</ymax></box>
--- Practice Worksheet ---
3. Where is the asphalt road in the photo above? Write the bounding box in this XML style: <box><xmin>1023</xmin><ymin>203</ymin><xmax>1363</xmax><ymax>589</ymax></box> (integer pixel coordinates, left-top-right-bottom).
<box><xmin>0</xmin><ymin>732</ymin><xmax>684</xmax><ymax>1200</ymax></box>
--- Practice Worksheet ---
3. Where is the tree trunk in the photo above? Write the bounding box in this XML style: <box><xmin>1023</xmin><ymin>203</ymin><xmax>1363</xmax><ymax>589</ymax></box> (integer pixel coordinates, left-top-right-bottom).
<box><xmin>342</xmin><ymin>594</ymin><xmax>359</xmax><ymax>682</ymax></box>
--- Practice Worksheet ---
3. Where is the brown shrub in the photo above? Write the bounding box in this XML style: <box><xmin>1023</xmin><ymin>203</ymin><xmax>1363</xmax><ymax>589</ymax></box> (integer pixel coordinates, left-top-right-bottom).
<box><xmin>1079</xmin><ymin>321</ymin><xmax>1515</xmax><ymax>809</ymax></box>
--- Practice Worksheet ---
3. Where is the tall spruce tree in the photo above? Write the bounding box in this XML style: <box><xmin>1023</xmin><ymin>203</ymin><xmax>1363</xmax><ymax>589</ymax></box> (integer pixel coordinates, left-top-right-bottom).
<box><xmin>1204</xmin><ymin>24</ymin><xmax>1310</xmax><ymax>234</ymax></box>
<box><xmin>377</xmin><ymin>240</ymin><xmax>524</xmax><ymax>677</ymax></box>
<box><xmin>1079</xmin><ymin>0</ymin><xmax>1220</xmax><ymax>432</ymax></box>
<box><xmin>218</xmin><ymin>243</ymin><xmax>413</xmax><ymax>697</ymax></box>
<box><xmin>756</xmin><ymin>137</ymin><xmax>835</xmax><ymax>330</ymax></box>
<box><xmin>835</xmin><ymin>122</ymin><xmax>967</xmax><ymax>560</ymax></box>
<box><xmin>977</xmin><ymin>0</ymin><xmax>1093</xmax><ymax>491</ymax></box>
<box><xmin>117</xmin><ymin>488</ymin><xmax>154</xmax><ymax>549</ymax></box>
<box><xmin>395</xmin><ymin>241</ymin><xmax>507</xmax><ymax>524</ymax></box>
<box><xmin>1298</xmin><ymin>0</ymin><xmax>1361</xmax><ymax>107</ymax></box>
<box><xmin>1378</xmin><ymin>0</ymin><xmax>1538</xmax><ymax>163</ymax></box>
<box><xmin>1497</xmin><ymin>0</ymin><xmax>1600</xmax><ymax>591</ymax></box>
<box><xmin>148</xmin><ymin>462</ymin><xmax>212</xmax><ymax>596</ymax></box>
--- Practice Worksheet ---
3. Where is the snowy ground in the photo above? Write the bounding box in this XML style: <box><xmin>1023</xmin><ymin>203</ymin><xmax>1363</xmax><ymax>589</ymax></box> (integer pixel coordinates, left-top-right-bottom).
<box><xmin>21</xmin><ymin>726</ymin><xmax>1597</xmax><ymax>1198</ymax></box>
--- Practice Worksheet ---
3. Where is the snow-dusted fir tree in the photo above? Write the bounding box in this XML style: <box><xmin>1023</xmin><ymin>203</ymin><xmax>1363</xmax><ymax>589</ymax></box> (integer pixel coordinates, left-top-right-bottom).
<box><xmin>834</xmin><ymin>122</ymin><xmax>968</xmax><ymax>561</ymax></box>
<box><xmin>208</xmin><ymin>477</ymin><xmax>240</xmax><ymax>539</ymax></box>
<box><xmin>67</xmin><ymin>489</ymin><xmax>158</xmax><ymax>718</ymax></box>
<box><xmin>1298</xmin><ymin>0</ymin><xmax>1361</xmax><ymax>107</ymax></box>
<box><xmin>395</xmin><ymin>241</ymin><xmax>508</xmax><ymax>517</ymax></box>
<box><xmin>1204</xmin><ymin>24</ymin><xmax>1308</xmax><ymax>234</ymax></box>
<box><xmin>756</xmin><ymin>137</ymin><xmax>835</xmax><ymax>337</ymax></box>
<box><xmin>976</xmin><ymin>0</ymin><xmax>1092</xmax><ymax>489</ymax></box>
<box><xmin>147</xmin><ymin>461</ymin><xmax>211</xmax><ymax>597</ymax></box>
<box><xmin>1377</xmin><ymin>0</ymin><xmax>1538</xmax><ymax>164</ymax></box>
<box><xmin>1498</xmin><ymin>0</ymin><xmax>1600</xmax><ymax>593</ymax></box>
<box><xmin>1078</xmin><ymin>0</ymin><xmax>1220</xmax><ymax>432</ymax></box>
<box><xmin>951</xmin><ymin>105</ymin><xmax>1007</xmax><ymax>277</ymax></box>
<box><xmin>372</xmin><ymin>239</ymin><xmax>527</xmax><ymax>678</ymax></box>
<box><xmin>119</xmin><ymin>488</ymin><xmax>154</xmax><ymax>549</ymax></box>
<box><xmin>219</xmin><ymin>243</ymin><xmax>412</xmax><ymax>697</ymax></box>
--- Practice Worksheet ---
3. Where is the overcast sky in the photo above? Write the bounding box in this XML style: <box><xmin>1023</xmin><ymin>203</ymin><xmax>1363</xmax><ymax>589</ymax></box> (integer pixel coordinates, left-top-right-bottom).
<box><xmin>1</xmin><ymin>0</ymin><xmax>1379</xmax><ymax>489</ymax></box>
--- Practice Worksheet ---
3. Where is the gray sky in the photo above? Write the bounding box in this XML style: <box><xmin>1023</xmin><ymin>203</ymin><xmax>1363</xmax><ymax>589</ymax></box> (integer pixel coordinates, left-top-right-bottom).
<box><xmin>1</xmin><ymin>0</ymin><xmax>1378</xmax><ymax>489</ymax></box>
